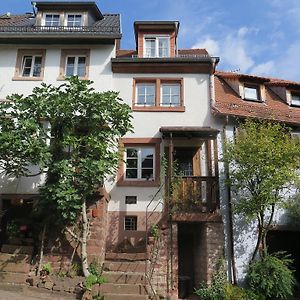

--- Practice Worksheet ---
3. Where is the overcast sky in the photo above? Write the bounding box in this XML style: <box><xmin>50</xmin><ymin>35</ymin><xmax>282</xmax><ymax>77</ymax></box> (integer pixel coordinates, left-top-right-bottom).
<box><xmin>1</xmin><ymin>0</ymin><xmax>299</xmax><ymax>81</ymax></box>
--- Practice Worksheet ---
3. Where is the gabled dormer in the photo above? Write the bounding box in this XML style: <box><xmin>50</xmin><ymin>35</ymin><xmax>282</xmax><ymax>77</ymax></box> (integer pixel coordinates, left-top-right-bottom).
<box><xmin>134</xmin><ymin>21</ymin><xmax>179</xmax><ymax>58</ymax></box>
<box><xmin>34</xmin><ymin>1</ymin><xmax>103</xmax><ymax>27</ymax></box>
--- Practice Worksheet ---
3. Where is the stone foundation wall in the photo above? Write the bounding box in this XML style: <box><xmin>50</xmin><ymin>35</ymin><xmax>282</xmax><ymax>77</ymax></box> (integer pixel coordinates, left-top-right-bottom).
<box><xmin>148</xmin><ymin>220</ymin><xmax>224</xmax><ymax>299</ymax></box>
<box><xmin>41</xmin><ymin>191</ymin><xmax>109</xmax><ymax>273</ymax></box>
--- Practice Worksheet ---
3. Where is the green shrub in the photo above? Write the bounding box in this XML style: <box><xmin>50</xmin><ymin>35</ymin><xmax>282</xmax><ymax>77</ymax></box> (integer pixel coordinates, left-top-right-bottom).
<box><xmin>246</xmin><ymin>252</ymin><xmax>295</xmax><ymax>300</ymax></box>
<box><xmin>224</xmin><ymin>284</ymin><xmax>263</xmax><ymax>300</ymax></box>
<box><xmin>194</xmin><ymin>259</ymin><xmax>227</xmax><ymax>300</ymax></box>
<box><xmin>84</xmin><ymin>261</ymin><xmax>107</xmax><ymax>290</ymax></box>
<box><xmin>41</xmin><ymin>262</ymin><xmax>52</xmax><ymax>275</ymax></box>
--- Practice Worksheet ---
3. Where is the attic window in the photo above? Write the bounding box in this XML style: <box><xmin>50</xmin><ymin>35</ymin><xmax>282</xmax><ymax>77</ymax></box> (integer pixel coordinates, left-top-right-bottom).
<box><xmin>291</xmin><ymin>92</ymin><xmax>300</xmax><ymax>107</ymax></box>
<box><xmin>67</xmin><ymin>14</ymin><xmax>83</xmax><ymax>27</ymax></box>
<box><xmin>45</xmin><ymin>14</ymin><xmax>60</xmax><ymax>26</ymax></box>
<box><xmin>144</xmin><ymin>36</ymin><xmax>170</xmax><ymax>58</ymax></box>
<box><xmin>243</xmin><ymin>84</ymin><xmax>261</xmax><ymax>101</ymax></box>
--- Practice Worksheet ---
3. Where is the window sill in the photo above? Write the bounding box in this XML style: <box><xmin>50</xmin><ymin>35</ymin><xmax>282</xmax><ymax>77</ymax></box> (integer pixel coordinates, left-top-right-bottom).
<box><xmin>57</xmin><ymin>76</ymin><xmax>89</xmax><ymax>81</ymax></box>
<box><xmin>132</xmin><ymin>105</ymin><xmax>185</xmax><ymax>112</ymax></box>
<box><xmin>242</xmin><ymin>97</ymin><xmax>263</xmax><ymax>103</ymax></box>
<box><xmin>12</xmin><ymin>76</ymin><xmax>43</xmax><ymax>81</ymax></box>
<box><xmin>117</xmin><ymin>179</ymin><xmax>160</xmax><ymax>187</ymax></box>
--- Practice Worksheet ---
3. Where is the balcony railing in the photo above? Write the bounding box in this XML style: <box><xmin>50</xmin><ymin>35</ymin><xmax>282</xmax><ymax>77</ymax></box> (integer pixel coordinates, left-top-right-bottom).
<box><xmin>0</xmin><ymin>25</ymin><xmax>119</xmax><ymax>34</ymax></box>
<box><xmin>170</xmin><ymin>176</ymin><xmax>219</xmax><ymax>213</ymax></box>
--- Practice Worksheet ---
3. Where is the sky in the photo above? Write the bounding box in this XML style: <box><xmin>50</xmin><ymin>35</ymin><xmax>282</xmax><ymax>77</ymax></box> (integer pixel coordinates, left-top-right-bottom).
<box><xmin>1</xmin><ymin>0</ymin><xmax>300</xmax><ymax>81</ymax></box>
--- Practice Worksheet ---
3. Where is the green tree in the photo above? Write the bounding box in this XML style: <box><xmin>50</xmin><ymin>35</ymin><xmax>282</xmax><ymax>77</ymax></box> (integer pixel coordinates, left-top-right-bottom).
<box><xmin>224</xmin><ymin>119</ymin><xmax>300</xmax><ymax>261</ymax></box>
<box><xmin>0</xmin><ymin>77</ymin><xmax>133</xmax><ymax>276</ymax></box>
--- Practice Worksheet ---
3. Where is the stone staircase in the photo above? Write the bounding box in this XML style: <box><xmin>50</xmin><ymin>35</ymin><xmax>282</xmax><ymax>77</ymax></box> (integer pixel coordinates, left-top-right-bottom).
<box><xmin>100</xmin><ymin>252</ymin><xmax>150</xmax><ymax>300</ymax></box>
<box><xmin>0</xmin><ymin>242</ymin><xmax>33</xmax><ymax>285</ymax></box>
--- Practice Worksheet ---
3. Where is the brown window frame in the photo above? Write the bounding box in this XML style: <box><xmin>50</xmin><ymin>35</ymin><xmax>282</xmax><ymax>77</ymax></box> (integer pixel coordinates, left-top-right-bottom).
<box><xmin>13</xmin><ymin>49</ymin><xmax>46</xmax><ymax>81</ymax></box>
<box><xmin>132</xmin><ymin>78</ymin><xmax>185</xmax><ymax>112</ymax></box>
<box><xmin>243</xmin><ymin>83</ymin><xmax>262</xmax><ymax>102</ymax></box>
<box><xmin>117</xmin><ymin>138</ymin><xmax>161</xmax><ymax>187</ymax></box>
<box><xmin>58</xmin><ymin>49</ymin><xmax>90</xmax><ymax>80</ymax></box>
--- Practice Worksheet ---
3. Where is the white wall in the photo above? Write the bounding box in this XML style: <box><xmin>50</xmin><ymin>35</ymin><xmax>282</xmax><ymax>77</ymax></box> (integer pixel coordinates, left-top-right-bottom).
<box><xmin>107</xmin><ymin>73</ymin><xmax>213</xmax><ymax>212</ymax></box>
<box><xmin>0</xmin><ymin>43</ymin><xmax>115</xmax><ymax>194</ymax></box>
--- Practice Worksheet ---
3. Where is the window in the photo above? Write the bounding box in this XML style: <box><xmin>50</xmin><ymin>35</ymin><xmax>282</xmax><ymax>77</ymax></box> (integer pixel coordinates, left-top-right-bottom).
<box><xmin>58</xmin><ymin>49</ymin><xmax>90</xmax><ymax>80</ymax></box>
<box><xmin>291</xmin><ymin>92</ymin><xmax>300</xmax><ymax>106</ymax></box>
<box><xmin>125</xmin><ymin>196</ymin><xmax>137</xmax><ymax>204</ymax></box>
<box><xmin>125</xmin><ymin>147</ymin><xmax>154</xmax><ymax>180</ymax></box>
<box><xmin>161</xmin><ymin>83</ymin><xmax>180</xmax><ymax>106</ymax></box>
<box><xmin>124</xmin><ymin>216</ymin><xmax>137</xmax><ymax>231</ymax></box>
<box><xmin>243</xmin><ymin>84</ymin><xmax>261</xmax><ymax>101</ymax></box>
<box><xmin>144</xmin><ymin>36</ymin><xmax>170</xmax><ymax>58</ymax></box>
<box><xmin>67</xmin><ymin>14</ymin><xmax>83</xmax><ymax>27</ymax></box>
<box><xmin>13</xmin><ymin>49</ymin><xmax>46</xmax><ymax>81</ymax></box>
<box><xmin>21</xmin><ymin>55</ymin><xmax>42</xmax><ymax>77</ymax></box>
<box><xmin>65</xmin><ymin>56</ymin><xmax>86</xmax><ymax>77</ymax></box>
<box><xmin>117</xmin><ymin>138</ymin><xmax>161</xmax><ymax>187</ymax></box>
<box><xmin>136</xmin><ymin>83</ymin><xmax>156</xmax><ymax>106</ymax></box>
<box><xmin>45</xmin><ymin>14</ymin><xmax>60</xmax><ymax>26</ymax></box>
<box><xmin>133</xmin><ymin>78</ymin><xmax>184</xmax><ymax>112</ymax></box>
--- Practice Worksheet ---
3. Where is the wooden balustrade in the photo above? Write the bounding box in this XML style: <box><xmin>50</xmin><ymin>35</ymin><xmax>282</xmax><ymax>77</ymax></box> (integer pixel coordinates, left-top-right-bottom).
<box><xmin>170</xmin><ymin>176</ymin><xmax>219</xmax><ymax>213</ymax></box>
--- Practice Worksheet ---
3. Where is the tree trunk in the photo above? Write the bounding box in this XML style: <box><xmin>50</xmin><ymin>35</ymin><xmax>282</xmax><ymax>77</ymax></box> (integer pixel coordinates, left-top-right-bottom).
<box><xmin>37</xmin><ymin>224</ymin><xmax>47</xmax><ymax>275</ymax></box>
<box><xmin>81</xmin><ymin>199</ymin><xmax>90</xmax><ymax>277</ymax></box>
<box><xmin>251</xmin><ymin>214</ymin><xmax>263</xmax><ymax>262</ymax></box>
<box><xmin>261</xmin><ymin>204</ymin><xmax>275</xmax><ymax>258</ymax></box>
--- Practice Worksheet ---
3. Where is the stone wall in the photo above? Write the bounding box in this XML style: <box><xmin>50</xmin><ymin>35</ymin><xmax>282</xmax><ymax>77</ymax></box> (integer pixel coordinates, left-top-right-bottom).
<box><xmin>148</xmin><ymin>220</ymin><xmax>224</xmax><ymax>299</ymax></box>
<box><xmin>41</xmin><ymin>190</ymin><xmax>109</xmax><ymax>273</ymax></box>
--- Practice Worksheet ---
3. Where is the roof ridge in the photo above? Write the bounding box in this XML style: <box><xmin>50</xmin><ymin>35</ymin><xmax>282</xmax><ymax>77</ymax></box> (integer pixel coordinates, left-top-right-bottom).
<box><xmin>216</xmin><ymin>69</ymin><xmax>300</xmax><ymax>85</ymax></box>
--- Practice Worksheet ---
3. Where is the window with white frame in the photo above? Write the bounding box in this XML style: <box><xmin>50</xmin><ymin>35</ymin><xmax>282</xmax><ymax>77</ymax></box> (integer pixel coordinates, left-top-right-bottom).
<box><xmin>21</xmin><ymin>55</ymin><xmax>43</xmax><ymax>77</ymax></box>
<box><xmin>124</xmin><ymin>216</ymin><xmax>137</xmax><ymax>231</ymax></box>
<box><xmin>125</xmin><ymin>147</ymin><xmax>154</xmax><ymax>180</ymax></box>
<box><xmin>45</xmin><ymin>14</ymin><xmax>60</xmax><ymax>26</ymax></box>
<box><xmin>65</xmin><ymin>56</ymin><xmax>86</xmax><ymax>77</ymax></box>
<box><xmin>136</xmin><ymin>83</ymin><xmax>156</xmax><ymax>106</ymax></box>
<box><xmin>161</xmin><ymin>83</ymin><xmax>180</xmax><ymax>106</ymax></box>
<box><xmin>67</xmin><ymin>14</ymin><xmax>83</xmax><ymax>27</ymax></box>
<box><xmin>244</xmin><ymin>84</ymin><xmax>261</xmax><ymax>101</ymax></box>
<box><xmin>144</xmin><ymin>36</ymin><xmax>170</xmax><ymax>58</ymax></box>
<box><xmin>291</xmin><ymin>92</ymin><xmax>300</xmax><ymax>106</ymax></box>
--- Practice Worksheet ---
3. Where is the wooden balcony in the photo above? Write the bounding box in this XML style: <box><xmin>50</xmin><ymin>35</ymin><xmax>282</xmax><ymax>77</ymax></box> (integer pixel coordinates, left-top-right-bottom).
<box><xmin>170</xmin><ymin>176</ymin><xmax>219</xmax><ymax>213</ymax></box>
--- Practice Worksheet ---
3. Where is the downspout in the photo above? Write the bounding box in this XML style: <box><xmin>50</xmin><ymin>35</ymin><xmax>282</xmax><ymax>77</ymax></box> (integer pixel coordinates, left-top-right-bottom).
<box><xmin>222</xmin><ymin>116</ymin><xmax>237</xmax><ymax>284</ymax></box>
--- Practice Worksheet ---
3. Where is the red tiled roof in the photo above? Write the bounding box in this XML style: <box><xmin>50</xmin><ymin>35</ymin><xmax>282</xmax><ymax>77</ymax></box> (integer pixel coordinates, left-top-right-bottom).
<box><xmin>115</xmin><ymin>48</ymin><xmax>208</xmax><ymax>58</ymax></box>
<box><xmin>178</xmin><ymin>48</ymin><xmax>208</xmax><ymax>56</ymax></box>
<box><xmin>116</xmin><ymin>49</ymin><xmax>137</xmax><ymax>58</ymax></box>
<box><xmin>213</xmin><ymin>72</ymin><xmax>300</xmax><ymax>125</ymax></box>
<box><xmin>0</xmin><ymin>14</ymin><xmax>33</xmax><ymax>26</ymax></box>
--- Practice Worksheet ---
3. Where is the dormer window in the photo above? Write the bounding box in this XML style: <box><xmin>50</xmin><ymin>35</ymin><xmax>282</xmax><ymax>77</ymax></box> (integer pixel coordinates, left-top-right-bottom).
<box><xmin>67</xmin><ymin>14</ymin><xmax>83</xmax><ymax>27</ymax></box>
<box><xmin>244</xmin><ymin>84</ymin><xmax>261</xmax><ymax>101</ymax></box>
<box><xmin>291</xmin><ymin>92</ymin><xmax>300</xmax><ymax>107</ymax></box>
<box><xmin>144</xmin><ymin>36</ymin><xmax>170</xmax><ymax>58</ymax></box>
<box><xmin>45</xmin><ymin>14</ymin><xmax>60</xmax><ymax>26</ymax></box>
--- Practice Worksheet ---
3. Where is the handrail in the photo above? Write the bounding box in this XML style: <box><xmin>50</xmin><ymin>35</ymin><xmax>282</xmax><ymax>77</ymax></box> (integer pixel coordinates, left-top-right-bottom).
<box><xmin>144</xmin><ymin>181</ymin><xmax>165</xmax><ymax>298</ymax></box>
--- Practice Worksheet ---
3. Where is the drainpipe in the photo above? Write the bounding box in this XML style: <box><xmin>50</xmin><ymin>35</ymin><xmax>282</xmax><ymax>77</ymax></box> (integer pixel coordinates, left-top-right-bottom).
<box><xmin>223</xmin><ymin>117</ymin><xmax>237</xmax><ymax>284</ymax></box>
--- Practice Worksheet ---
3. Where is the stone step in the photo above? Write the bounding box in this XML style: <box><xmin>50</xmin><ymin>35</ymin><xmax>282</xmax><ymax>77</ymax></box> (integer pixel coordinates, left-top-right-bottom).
<box><xmin>105</xmin><ymin>252</ymin><xmax>147</xmax><ymax>262</ymax></box>
<box><xmin>103</xmin><ymin>271</ymin><xmax>146</xmax><ymax>285</ymax></box>
<box><xmin>24</xmin><ymin>286</ymin><xmax>78</xmax><ymax>300</ymax></box>
<box><xmin>99</xmin><ymin>283</ymin><xmax>148</xmax><ymax>295</ymax></box>
<box><xmin>103</xmin><ymin>294</ymin><xmax>149</xmax><ymax>300</ymax></box>
<box><xmin>103</xmin><ymin>261</ymin><xmax>145</xmax><ymax>273</ymax></box>
<box><xmin>0</xmin><ymin>271</ymin><xmax>28</xmax><ymax>284</ymax></box>
<box><xmin>0</xmin><ymin>261</ymin><xmax>31</xmax><ymax>273</ymax></box>
<box><xmin>1</xmin><ymin>244</ymin><xmax>34</xmax><ymax>255</ymax></box>
<box><xmin>7</xmin><ymin>237</ymin><xmax>34</xmax><ymax>246</ymax></box>
<box><xmin>0</xmin><ymin>253</ymin><xmax>30</xmax><ymax>262</ymax></box>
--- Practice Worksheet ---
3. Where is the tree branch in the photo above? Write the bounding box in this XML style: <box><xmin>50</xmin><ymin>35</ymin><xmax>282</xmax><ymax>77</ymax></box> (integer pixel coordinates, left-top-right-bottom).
<box><xmin>65</xmin><ymin>227</ymin><xmax>82</xmax><ymax>243</ymax></box>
